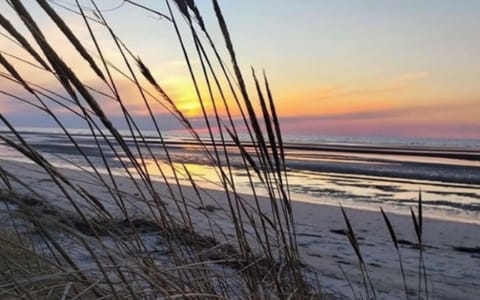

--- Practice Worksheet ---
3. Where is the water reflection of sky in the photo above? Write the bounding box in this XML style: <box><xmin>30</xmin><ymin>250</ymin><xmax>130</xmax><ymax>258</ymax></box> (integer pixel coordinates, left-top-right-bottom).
<box><xmin>131</xmin><ymin>156</ymin><xmax>480</xmax><ymax>225</ymax></box>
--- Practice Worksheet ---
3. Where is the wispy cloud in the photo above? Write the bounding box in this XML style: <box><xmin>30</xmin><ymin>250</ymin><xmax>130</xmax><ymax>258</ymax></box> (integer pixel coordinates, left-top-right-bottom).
<box><xmin>280</xmin><ymin>98</ymin><xmax>478</xmax><ymax>123</ymax></box>
<box><xmin>280</xmin><ymin>110</ymin><xmax>401</xmax><ymax>122</ymax></box>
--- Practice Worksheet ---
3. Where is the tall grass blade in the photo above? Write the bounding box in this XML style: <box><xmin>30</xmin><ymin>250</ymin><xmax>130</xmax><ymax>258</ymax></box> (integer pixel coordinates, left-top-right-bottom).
<box><xmin>36</xmin><ymin>0</ymin><xmax>106</xmax><ymax>81</ymax></box>
<box><xmin>0</xmin><ymin>13</ymin><xmax>51</xmax><ymax>71</ymax></box>
<box><xmin>340</xmin><ymin>205</ymin><xmax>376</xmax><ymax>299</ymax></box>
<box><xmin>381</xmin><ymin>208</ymin><xmax>409</xmax><ymax>300</ymax></box>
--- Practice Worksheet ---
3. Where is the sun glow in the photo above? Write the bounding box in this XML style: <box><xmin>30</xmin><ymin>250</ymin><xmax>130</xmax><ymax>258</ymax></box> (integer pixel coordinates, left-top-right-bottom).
<box><xmin>177</xmin><ymin>100</ymin><xmax>202</xmax><ymax>117</ymax></box>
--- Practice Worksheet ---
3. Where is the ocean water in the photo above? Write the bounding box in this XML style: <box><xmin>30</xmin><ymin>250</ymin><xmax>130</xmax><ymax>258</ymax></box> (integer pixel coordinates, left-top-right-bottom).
<box><xmin>1</xmin><ymin>127</ymin><xmax>479</xmax><ymax>224</ymax></box>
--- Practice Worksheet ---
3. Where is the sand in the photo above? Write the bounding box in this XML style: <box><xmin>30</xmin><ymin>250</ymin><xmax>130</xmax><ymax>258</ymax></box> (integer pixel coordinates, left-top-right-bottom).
<box><xmin>1</xmin><ymin>158</ymin><xmax>479</xmax><ymax>299</ymax></box>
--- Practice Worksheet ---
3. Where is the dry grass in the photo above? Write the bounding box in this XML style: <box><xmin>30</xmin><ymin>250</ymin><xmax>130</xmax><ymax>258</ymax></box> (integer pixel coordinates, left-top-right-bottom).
<box><xmin>0</xmin><ymin>225</ymin><xmax>95</xmax><ymax>300</ymax></box>
<box><xmin>0</xmin><ymin>1</ymin><xmax>317</xmax><ymax>299</ymax></box>
<box><xmin>0</xmin><ymin>1</ymin><xmax>432</xmax><ymax>299</ymax></box>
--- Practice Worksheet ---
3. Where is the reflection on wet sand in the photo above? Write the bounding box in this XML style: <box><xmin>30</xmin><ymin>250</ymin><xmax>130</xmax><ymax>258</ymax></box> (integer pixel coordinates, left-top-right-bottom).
<box><xmin>2</xmin><ymin>129</ymin><xmax>479</xmax><ymax>224</ymax></box>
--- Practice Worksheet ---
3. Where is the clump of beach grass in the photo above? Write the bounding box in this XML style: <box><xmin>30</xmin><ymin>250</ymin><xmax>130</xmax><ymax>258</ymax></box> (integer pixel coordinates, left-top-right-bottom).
<box><xmin>0</xmin><ymin>1</ymin><xmax>435</xmax><ymax>299</ymax></box>
<box><xmin>339</xmin><ymin>192</ymin><xmax>431</xmax><ymax>300</ymax></box>
<box><xmin>0</xmin><ymin>0</ymin><xmax>317</xmax><ymax>298</ymax></box>
<box><xmin>0</xmin><ymin>218</ymin><xmax>96</xmax><ymax>299</ymax></box>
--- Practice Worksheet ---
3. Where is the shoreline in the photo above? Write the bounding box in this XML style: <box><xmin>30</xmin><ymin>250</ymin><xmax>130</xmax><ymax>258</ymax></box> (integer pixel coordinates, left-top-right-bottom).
<box><xmin>3</xmin><ymin>135</ymin><xmax>480</xmax><ymax>186</ymax></box>
<box><xmin>4</xmin><ymin>127</ymin><xmax>480</xmax><ymax>155</ymax></box>
<box><xmin>1</xmin><ymin>158</ymin><xmax>479</xmax><ymax>299</ymax></box>
<box><xmin>4</xmin><ymin>156</ymin><xmax>480</xmax><ymax>225</ymax></box>
<box><xmin>3</xmin><ymin>143</ymin><xmax>480</xmax><ymax>187</ymax></box>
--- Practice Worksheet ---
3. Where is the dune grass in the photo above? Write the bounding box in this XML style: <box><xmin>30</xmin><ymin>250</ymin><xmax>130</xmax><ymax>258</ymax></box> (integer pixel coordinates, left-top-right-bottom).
<box><xmin>0</xmin><ymin>1</ymin><xmax>435</xmax><ymax>299</ymax></box>
<box><xmin>0</xmin><ymin>1</ymin><xmax>317</xmax><ymax>298</ymax></box>
<box><xmin>0</xmin><ymin>218</ymin><xmax>94</xmax><ymax>300</ymax></box>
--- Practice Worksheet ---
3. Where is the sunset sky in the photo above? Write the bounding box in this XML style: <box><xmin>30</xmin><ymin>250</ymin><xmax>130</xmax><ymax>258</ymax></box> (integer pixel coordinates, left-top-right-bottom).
<box><xmin>1</xmin><ymin>1</ymin><xmax>479</xmax><ymax>139</ymax></box>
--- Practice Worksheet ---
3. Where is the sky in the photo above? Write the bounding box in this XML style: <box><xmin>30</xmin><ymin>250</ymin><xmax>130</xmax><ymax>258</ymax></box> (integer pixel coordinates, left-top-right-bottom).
<box><xmin>0</xmin><ymin>0</ymin><xmax>479</xmax><ymax>139</ymax></box>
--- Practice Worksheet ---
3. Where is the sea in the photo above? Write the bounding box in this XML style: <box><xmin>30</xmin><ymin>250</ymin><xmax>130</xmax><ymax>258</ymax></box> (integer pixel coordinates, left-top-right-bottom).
<box><xmin>1</xmin><ymin>127</ymin><xmax>479</xmax><ymax>225</ymax></box>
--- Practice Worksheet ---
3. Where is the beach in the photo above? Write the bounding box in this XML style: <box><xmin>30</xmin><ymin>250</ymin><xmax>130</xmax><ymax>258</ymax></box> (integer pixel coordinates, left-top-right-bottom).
<box><xmin>1</xmin><ymin>152</ymin><xmax>479</xmax><ymax>299</ymax></box>
<box><xmin>2</xmin><ymin>129</ymin><xmax>479</xmax><ymax>224</ymax></box>
<box><xmin>1</xmin><ymin>1</ymin><xmax>479</xmax><ymax>298</ymax></box>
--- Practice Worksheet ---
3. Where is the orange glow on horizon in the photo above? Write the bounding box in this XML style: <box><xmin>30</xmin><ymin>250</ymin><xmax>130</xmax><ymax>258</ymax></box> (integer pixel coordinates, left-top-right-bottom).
<box><xmin>176</xmin><ymin>100</ymin><xmax>203</xmax><ymax>117</ymax></box>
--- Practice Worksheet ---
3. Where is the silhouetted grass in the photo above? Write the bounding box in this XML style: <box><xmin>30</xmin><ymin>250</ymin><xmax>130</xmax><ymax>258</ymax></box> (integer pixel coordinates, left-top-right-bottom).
<box><xmin>339</xmin><ymin>193</ymin><xmax>430</xmax><ymax>300</ymax></box>
<box><xmin>0</xmin><ymin>1</ymin><xmax>314</xmax><ymax>298</ymax></box>
<box><xmin>0</xmin><ymin>1</ymin><xmax>436</xmax><ymax>299</ymax></box>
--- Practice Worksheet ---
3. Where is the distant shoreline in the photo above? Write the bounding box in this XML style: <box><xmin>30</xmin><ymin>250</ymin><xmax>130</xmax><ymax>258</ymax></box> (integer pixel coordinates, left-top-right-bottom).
<box><xmin>2</xmin><ymin>128</ymin><xmax>480</xmax><ymax>157</ymax></box>
<box><xmin>3</xmin><ymin>130</ymin><xmax>479</xmax><ymax>185</ymax></box>
<box><xmin>1</xmin><ymin>129</ymin><xmax>479</xmax><ymax>222</ymax></box>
